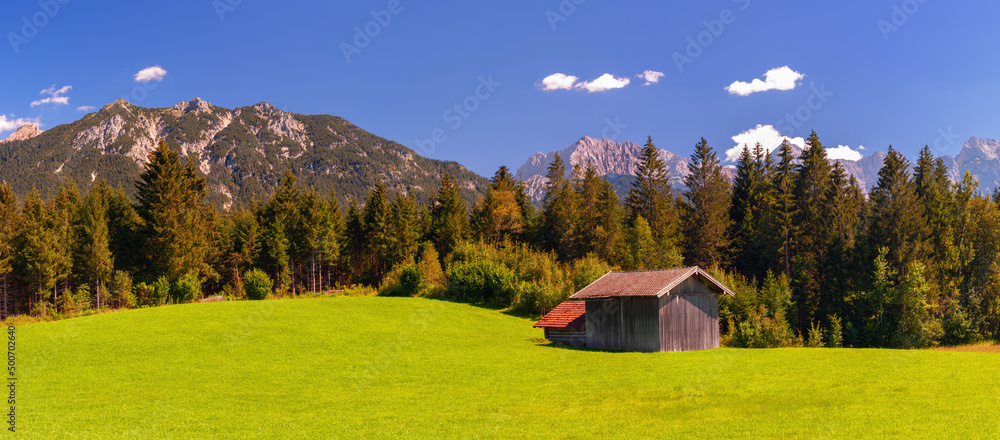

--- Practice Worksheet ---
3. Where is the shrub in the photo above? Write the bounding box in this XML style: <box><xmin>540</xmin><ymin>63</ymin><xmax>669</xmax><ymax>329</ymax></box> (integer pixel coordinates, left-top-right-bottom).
<box><xmin>152</xmin><ymin>277</ymin><xmax>171</xmax><ymax>306</ymax></box>
<box><xmin>172</xmin><ymin>273</ymin><xmax>202</xmax><ymax>303</ymax></box>
<box><xmin>112</xmin><ymin>271</ymin><xmax>135</xmax><ymax>309</ymax></box>
<box><xmin>807</xmin><ymin>320</ymin><xmax>826</xmax><ymax>348</ymax></box>
<box><xmin>446</xmin><ymin>259</ymin><xmax>516</xmax><ymax>306</ymax></box>
<box><xmin>941</xmin><ymin>300</ymin><xmax>977</xmax><ymax>346</ymax></box>
<box><xmin>730</xmin><ymin>306</ymin><xmax>798</xmax><ymax>348</ymax></box>
<box><xmin>380</xmin><ymin>262</ymin><xmax>422</xmax><ymax>297</ymax></box>
<box><xmin>244</xmin><ymin>269</ymin><xmax>273</xmax><ymax>300</ymax></box>
<box><xmin>134</xmin><ymin>282</ymin><xmax>154</xmax><ymax>307</ymax></box>
<box><xmin>60</xmin><ymin>285</ymin><xmax>90</xmax><ymax>314</ymax></box>
<box><xmin>828</xmin><ymin>314</ymin><xmax>843</xmax><ymax>348</ymax></box>
<box><xmin>417</xmin><ymin>243</ymin><xmax>445</xmax><ymax>293</ymax></box>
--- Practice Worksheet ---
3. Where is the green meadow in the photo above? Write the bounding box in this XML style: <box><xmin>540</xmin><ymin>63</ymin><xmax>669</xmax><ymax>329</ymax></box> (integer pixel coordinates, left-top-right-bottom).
<box><xmin>15</xmin><ymin>297</ymin><xmax>1000</xmax><ymax>438</ymax></box>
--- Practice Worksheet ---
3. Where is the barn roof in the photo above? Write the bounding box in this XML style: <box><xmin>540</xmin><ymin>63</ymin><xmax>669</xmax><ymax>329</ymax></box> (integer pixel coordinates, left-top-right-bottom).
<box><xmin>568</xmin><ymin>266</ymin><xmax>736</xmax><ymax>299</ymax></box>
<box><xmin>533</xmin><ymin>300</ymin><xmax>586</xmax><ymax>329</ymax></box>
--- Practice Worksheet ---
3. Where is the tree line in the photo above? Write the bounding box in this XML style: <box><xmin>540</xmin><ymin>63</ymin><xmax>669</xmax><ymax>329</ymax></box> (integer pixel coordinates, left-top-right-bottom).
<box><xmin>2</xmin><ymin>135</ymin><xmax>998</xmax><ymax>348</ymax></box>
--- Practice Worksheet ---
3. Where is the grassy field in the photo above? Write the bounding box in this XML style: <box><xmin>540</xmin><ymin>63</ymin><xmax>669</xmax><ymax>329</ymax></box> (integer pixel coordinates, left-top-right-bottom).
<box><xmin>16</xmin><ymin>296</ymin><xmax>1000</xmax><ymax>439</ymax></box>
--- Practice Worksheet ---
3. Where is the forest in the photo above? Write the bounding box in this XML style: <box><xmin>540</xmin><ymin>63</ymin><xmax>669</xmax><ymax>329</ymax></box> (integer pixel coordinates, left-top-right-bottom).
<box><xmin>1</xmin><ymin>133</ymin><xmax>998</xmax><ymax>349</ymax></box>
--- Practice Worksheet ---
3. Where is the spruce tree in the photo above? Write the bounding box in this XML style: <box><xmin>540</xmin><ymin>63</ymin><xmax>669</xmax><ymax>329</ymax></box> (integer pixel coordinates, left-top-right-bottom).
<box><xmin>867</xmin><ymin>147</ymin><xmax>926</xmax><ymax>280</ymax></box>
<box><xmin>363</xmin><ymin>182</ymin><xmax>392</xmax><ymax>284</ymax></box>
<box><xmin>429</xmin><ymin>173</ymin><xmax>467</xmax><ymax>259</ymax></box>
<box><xmin>541</xmin><ymin>153</ymin><xmax>579</xmax><ymax>260</ymax></box>
<box><xmin>769</xmin><ymin>140</ymin><xmax>797</xmax><ymax>280</ymax></box>
<box><xmin>729</xmin><ymin>143</ymin><xmax>774</xmax><ymax>279</ymax></box>
<box><xmin>625</xmin><ymin>136</ymin><xmax>682</xmax><ymax>267</ymax></box>
<box><xmin>681</xmin><ymin>137</ymin><xmax>731</xmax><ymax>268</ymax></box>
<box><xmin>74</xmin><ymin>181</ymin><xmax>114</xmax><ymax>309</ymax></box>
<box><xmin>0</xmin><ymin>183</ymin><xmax>17</xmax><ymax>318</ymax></box>
<box><xmin>15</xmin><ymin>189</ymin><xmax>57</xmax><ymax>310</ymax></box>
<box><xmin>472</xmin><ymin>166</ymin><xmax>523</xmax><ymax>245</ymax></box>
<box><xmin>388</xmin><ymin>192</ymin><xmax>420</xmax><ymax>268</ymax></box>
<box><xmin>135</xmin><ymin>140</ymin><xmax>215</xmax><ymax>283</ymax></box>
<box><xmin>791</xmin><ymin>131</ymin><xmax>833</xmax><ymax>329</ymax></box>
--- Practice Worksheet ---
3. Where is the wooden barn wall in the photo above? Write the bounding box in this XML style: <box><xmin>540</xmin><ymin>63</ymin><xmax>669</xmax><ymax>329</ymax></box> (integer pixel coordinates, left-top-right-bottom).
<box><xmin>585</xmin><ymin>298</ymin><xmax>660</xmax><ymax>351</ymax></box>
<box><xmin>544</xmin><ymin>328</ymin><xmax>586</xmax><ymax>345</ymax></box>
<box><xmin>621</xmin><ymin>297</ymin><xmax>660</xmax><ymax>352</ymax></box>
<box><xmin>659</xmin><ymin>294</ymin><xmax>719</xmax><ymax>352</ymax></box>
<box><xmin>586</xmin><ymin>299</ymin><xmax>622</xmax><ymax>351</ymax></box>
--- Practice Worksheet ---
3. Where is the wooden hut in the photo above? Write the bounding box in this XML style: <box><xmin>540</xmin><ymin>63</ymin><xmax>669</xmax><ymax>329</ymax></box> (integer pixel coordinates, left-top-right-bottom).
<box><xmin>533</xmin><ymin>300</ymin><xmax>586</xmax><ymax>345</ymax></box>
<box><xmin>565</xmin><ymin>266</ymin><xmax>735</xmax><ymax>352</ymax></box>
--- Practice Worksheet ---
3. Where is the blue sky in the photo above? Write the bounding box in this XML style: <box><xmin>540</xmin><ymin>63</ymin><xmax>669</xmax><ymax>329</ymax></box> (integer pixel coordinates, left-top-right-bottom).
<box><xmin>3</xmin><ymin>1</ymin><xmax>1000</xmax><ymax>176</ymax></box>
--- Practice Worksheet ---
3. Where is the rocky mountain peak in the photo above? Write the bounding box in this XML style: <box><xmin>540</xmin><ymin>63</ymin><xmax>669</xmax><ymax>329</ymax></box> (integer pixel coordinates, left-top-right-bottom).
<box><xmin>1</xmin><ymin>123</ymin><xmax>43</xmax><ymax>143</ymax></box>
<box><xmin>251</xmin><ymin>102</ymin><xmax>282</xmax><ymax>117</ymax></box>
<box><xmin>958</xmin><ymin>136</ymin><xmax>1000</xmax><ymax>162</ymax></box>
<box><xmin>173</xmin><ymin>97</ymin><xmax>213</xmax><ymax>114</ymax></box>
<box><xmin>101</xmin><ymin>99</ymin><xmax>134</xmax><ymax>114</ymax></box>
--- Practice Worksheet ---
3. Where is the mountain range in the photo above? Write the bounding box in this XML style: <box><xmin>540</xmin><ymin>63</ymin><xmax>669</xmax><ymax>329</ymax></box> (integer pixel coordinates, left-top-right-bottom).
<box><xmin>0</xmin><ymin>98</ymin><xmax>488</xmax><ymax>208</ymax></box>
<box><xmin>514</xmin><ymin>136</ymin><xmax>1000</xmax><ymax>202</ymax></box>
<box><xmin>4</xmin><ymin>99</ymin><xmax>1000</xmax><ymax>209</ymax></box>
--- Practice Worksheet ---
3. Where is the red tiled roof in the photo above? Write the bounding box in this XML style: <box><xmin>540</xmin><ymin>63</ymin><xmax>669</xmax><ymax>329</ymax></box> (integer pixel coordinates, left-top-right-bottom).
<box><xmin>568</xmin><ymin>266</ymin><xmax>736</xmax><ymax>299</ymax></box>
<box><xmin>533</xmin><ymin>301</ymin><xmax>586</xmax><ymax>329</ymax></box>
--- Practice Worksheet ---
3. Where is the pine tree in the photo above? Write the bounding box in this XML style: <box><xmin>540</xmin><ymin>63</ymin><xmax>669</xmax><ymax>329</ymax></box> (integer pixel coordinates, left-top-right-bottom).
<box><xmin>259</xmin><ymin>171</ymin><xmax>300</xmax><ymax>292</ymax></box>
<box><xmin>729</xmin><ymin>143</ymin><xmax>774</xmax><ymax>279</ymax></box>
<box><xmin>15</xmin><ymin>189</ymin><xmax>57</xmax><ymax>311</ymax></box>
<box><xmin>769</xmin><ymin>140</ymin><xmax>797</xmax><ymax>280</ymax></box>
<box><xmin>429</xmin><ymin>173</ymin><xmax>467</xmax><ymax>260</ymax></box>
<box><xmin>0</xmin><ymin>183</ymin><xmax>17</xmax><ymax>318</ymax></box>
<box><xmin>791</xmin><ymin>131</ymin><xmax>833</xmax><ymax>329</ymax></box>
<box><xmin>74</xmin><ymin>181</ymin><xmax>114</xmax><ymax>309</ymax></box>
<box><xmin>914</xmin><ymin>146</ymin><xmax>957</xmax><ymax>295</ymax></box>
<box><xmin>625</xmin><ymin>136</ymin><xmax>682</xmax><ymax>267</ymax></box>
<box><xmin>472</xmin><ymin>166</ymin><xmax>523</xmax><ymax>245</ymax></box>
<box><xmin>541</xmin><ymin>153</ymin><xmax>579</xmax><ymax>260</ymax></box>
<box><xmin>593</xmin><ymin>173</ymin><xmax>625</xmax><ymax>266</ymax></box>
<box><xmin>318</xmin><ymin>192</ymin><xmax>342</xmax><ymax>290</ymax></box>
<box><xmin>867</xmin><ymin>147</ymin><xmax>926</xmax><ymax>281</ymax></box>
<box><xmin>340</xmin><ymin>203</ymin><xmax>365</xmax><ymax>285</ymax></box>
<box><xmin>388</xmin><ymin>192</ymin><xmax>420</xmax><ymax>268</ymax></box>
<box><xmin>135</xmin><ymin>140</ymin><xmax>215</xmax><ymax>283</ymax></box>
<box><xmin>575</xmin><ymin>162</ymin><xmax>619</xmax><ymax>259</ymax></box>
<box><xmin>363</xmin><ymin>182</ymin><xmax>392</xmax><ymax>284</ymax></box>
<box><xmin>681</xmin><ymin>137</ymin><xmax>731</xmax><ymax>268</ymax></box>
<box><xmin>295</xmin><ymin>187</ymin><xmax>327</xmax><ymax>293</ymax></box>
<box><xmin>227</xmin><ymin>206</ymin><xmax>261</xmax><ymax>291</ymax></box>
<box><xmin>49</xmin><ymin>181</ymin><xmax>80</xmax><ymax>308</ymax></box>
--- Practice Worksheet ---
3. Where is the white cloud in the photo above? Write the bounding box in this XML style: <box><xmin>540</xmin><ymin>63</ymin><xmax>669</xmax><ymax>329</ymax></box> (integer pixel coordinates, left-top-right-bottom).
<box><xmin>576</xmin><ymin>73</ymin><xmax>630</xmax><ymax>93</ymax></box>
<box><xmin>0</xmin><ymin>115</ymin><xmax>41</xmax><ymax>134</ymax></box>
<box><xmin>638</xmin><ymin>70</ymin><xmax>664</xmax><ymax>85</ymax></box>
<box><xmin>726</xmin><ymin>66</ymin><xmax>804</xmax><ymax>96</ymax></box>
<box><xmin>726</xmin><ymin>124</ymin><xmax>805</xmax><ymax>162</ymax></box>
<box><xmin>828</xmin><ymin>145</ymin><xmax>864</xmax><ymax>161</ymax></box>
<box><xmin>30</xmin><ymin>85</ymin><xmax>72</xmax><ymax>107</ymax></box>
<box><xmin>540</xmin><ymin>73</ymin><xmax>579</xmax><ymax>91</ymax></box>
<box><xmin>135</xmin><ymin>65</ymin><xmax>167</xmax><ymax>82</ymax></box>
<box><xmin>77</xmin><ymin>105</ymin><xmax>96</xmax><ymax>111</ymax></box>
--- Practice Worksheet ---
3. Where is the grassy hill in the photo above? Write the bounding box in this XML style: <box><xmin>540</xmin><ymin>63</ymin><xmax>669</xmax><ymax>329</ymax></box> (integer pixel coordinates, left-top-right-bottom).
<box><xmin>17</xmin><ymin>297</ymin><xmax>1000</xmax><ymax>438</ymax></box>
